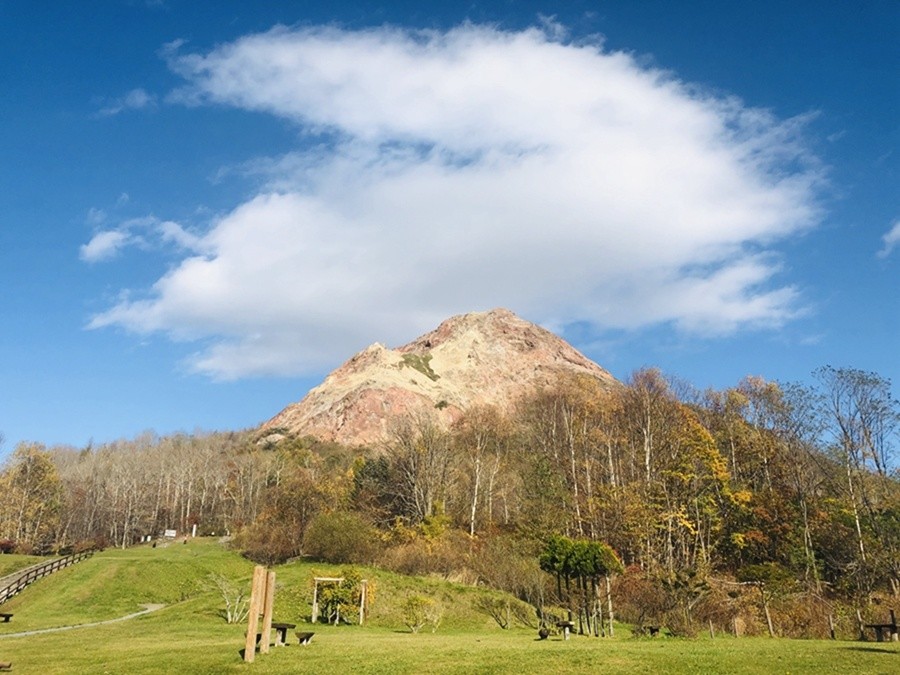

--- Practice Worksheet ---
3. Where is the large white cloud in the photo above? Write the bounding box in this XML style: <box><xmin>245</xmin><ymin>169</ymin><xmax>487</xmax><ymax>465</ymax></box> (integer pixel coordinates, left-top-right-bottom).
<box><xmin>89</xmin><ymin>23</ymin><xmax>822</xmax><ymax>379</ymax></box>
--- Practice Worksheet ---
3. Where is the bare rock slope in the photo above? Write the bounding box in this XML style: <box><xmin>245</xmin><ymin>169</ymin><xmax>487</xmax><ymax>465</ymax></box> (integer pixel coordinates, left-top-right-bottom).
<box><xmin>262</xmin><ymin>308</ymin><xmax>618</xmax><ymax>446</ymax></box>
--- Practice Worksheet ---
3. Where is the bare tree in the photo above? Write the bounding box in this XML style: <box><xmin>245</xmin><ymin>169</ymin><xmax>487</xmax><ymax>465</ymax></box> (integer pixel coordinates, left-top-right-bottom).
<box><xmin>387</xmin><ymin>413</ymin><xmax>455</xmax><ymax>523</ymax></box>
<box><xmin>816</xmin><ymin>366</ymin><xmax>900</xmax><ymax>596</ymax></box>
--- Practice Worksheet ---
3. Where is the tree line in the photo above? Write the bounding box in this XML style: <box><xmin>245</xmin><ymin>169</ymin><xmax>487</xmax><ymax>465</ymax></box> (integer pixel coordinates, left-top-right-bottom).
<box><xmin>1</xmin><ymin>365</ymin><xmax>897</xmax><ymax>636</ymax></box>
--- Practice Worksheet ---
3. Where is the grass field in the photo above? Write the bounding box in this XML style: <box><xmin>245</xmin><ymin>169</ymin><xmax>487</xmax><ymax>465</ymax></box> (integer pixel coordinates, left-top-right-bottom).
<box><xmin>0</xmin><ymin>556</ymin><xmax>43</xmax><ymax>580</ymax></box>
<box><xmin>0</xmin><ymin>540</ymin><xmax>897</xmax><ymax>674</ymax></box>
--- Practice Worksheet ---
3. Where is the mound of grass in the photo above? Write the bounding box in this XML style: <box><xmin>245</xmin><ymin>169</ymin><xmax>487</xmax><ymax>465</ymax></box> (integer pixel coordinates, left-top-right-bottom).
<box><xmin>271</xmin><ymin>561</ymin><xmax>510</xmax><ymax>632</ymax></box>
<box><xmin>0</xmin><ymin>538</ymin><xmax>254</xmax><ymax>631</ymax></box>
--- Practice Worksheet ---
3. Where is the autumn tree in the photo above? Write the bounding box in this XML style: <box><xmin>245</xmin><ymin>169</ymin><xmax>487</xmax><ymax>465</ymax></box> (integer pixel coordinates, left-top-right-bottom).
<box><xmin>0</xmin><ymin>443</ymin><xmax>64</xmax><ymax>552</ymax></box>
<box><xmin>452</xmin><ymin>404</ymin><xmax>513</xmax><ymax>536</ymax></box>
<box><xmin>517</xmin><ymin>374</ymin><xmax>619</xmax><ymax>539</ymax></box>
<box><xmin>386</xmin><ymin>413</ymin><xmax>456</xmax><ymax>524</ymax></box>
<box><xmin>816</xmin><ymin>366</ymin><xmax>900</xmax><ymax>597</ymax></box>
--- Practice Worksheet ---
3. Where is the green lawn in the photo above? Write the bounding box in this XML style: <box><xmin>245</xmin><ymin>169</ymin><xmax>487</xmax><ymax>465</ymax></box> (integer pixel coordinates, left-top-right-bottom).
<box><xmin>0</xmin><ymin>555</ymin><xmax>43</xmax><ymax>580</ymax></box>
<box><xmin>0</xmin><ymin>539</ymin><xmax>896</xmax><ymax>674</ymax></box>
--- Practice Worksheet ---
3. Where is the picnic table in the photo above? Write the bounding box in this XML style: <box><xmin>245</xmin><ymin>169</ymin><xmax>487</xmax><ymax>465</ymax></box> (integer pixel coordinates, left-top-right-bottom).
<box><xmin>0</xmin><ymin>614</ymin><xmax>12</xmax><ymax>623</ymax></box>
<box><xmin>864</xmin><ymin>622</ymin><xmax>898</xmax><ymax>642</ymax></box>
<box><xmin>270</xmin><ymin>622</ymin><xmax>296</xmax><ymax>647</ymax></box>
<box><xmin>556</xmin><ymin>620</ymin><xmax>575</xmax><ymax>640</ymax></box>
<box><xmin>864</xmin><ymin>609</ymin><xmax>898</xmax><ymax>642</ymax></box>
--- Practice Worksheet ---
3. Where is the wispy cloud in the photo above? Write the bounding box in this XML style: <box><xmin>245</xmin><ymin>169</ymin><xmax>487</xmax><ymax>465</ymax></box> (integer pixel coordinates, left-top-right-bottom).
<box><xmin>97</xmin><ymin>88</ymin><xmax>157</xmax><ymax>117</ymax></box>
<box><xmin>877</xmin><ymin>219</ymin><xmax>900</xmax><ymax>258</ymax></box>
<box><xmin>91</xmin><ymin>23</ymin><xmax>824</xmax><ymax>379</ymax></box>
<box><xmin>80</xmin><ymin>212</ymin><xmax>202</xmax><ymax>263</ymax></box>
<box><xmin>80</xmin><ymin>230</ymin><xmax>132</xmax><ymax>262</ymax></box>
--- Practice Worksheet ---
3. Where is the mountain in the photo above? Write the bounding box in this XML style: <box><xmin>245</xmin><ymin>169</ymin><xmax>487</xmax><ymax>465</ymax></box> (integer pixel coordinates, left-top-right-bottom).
<box><xmin>261</xmin><ymin>308</ymin><xmax>618</xmax><ymax>446</ymax></box>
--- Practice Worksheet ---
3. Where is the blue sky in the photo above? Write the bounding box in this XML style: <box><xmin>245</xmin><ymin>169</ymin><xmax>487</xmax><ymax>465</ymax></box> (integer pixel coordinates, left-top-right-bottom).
<box><xmin>1</xmin><ymin>1</ymin><xmax>897</xmax><ymax>454</ymax></box>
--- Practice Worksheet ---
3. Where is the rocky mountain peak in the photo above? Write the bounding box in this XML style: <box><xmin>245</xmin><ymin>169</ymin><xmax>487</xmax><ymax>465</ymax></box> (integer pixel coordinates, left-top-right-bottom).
<box><xmin>261</xmin><ymin>308</ymin><xmax>617</xmax><ymax>446</ymax></box>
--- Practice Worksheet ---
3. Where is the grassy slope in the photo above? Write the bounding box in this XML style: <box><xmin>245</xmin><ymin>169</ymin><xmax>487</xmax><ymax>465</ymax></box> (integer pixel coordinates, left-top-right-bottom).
<box><xmin>0</xmin><ymin>539</ymin><xmax>896</xmax><ymax>674</ymax></box>
<box><xmin>0</xmin><ymin>555</ymin><xmax>43</xmax><ymax>579</ymax></box>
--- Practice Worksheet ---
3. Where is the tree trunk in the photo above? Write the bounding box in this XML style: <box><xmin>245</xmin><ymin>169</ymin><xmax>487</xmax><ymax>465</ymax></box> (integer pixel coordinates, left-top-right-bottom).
<box><xmin>605</xmin><ymin>574</ymin><xmax>615</xmax><ymax>637</ymax></box>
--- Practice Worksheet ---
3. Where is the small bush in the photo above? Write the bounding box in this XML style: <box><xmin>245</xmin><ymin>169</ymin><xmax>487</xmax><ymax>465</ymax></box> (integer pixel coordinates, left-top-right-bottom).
<box><xmin>233</xmin><ymin>518</ymin><xmax>300</xmax><ymax>565</ymax></box>
<box><xmin>403</xmin><ymin>594</ymin><xmax>444</xmax><ymax>633</ymax></box>
<box><xmin>303</xmin><ymin>511</ymin><xmax>381</xmax><ymax>564</ymax></box>
<box><xmin>380</xmin><ymin>529</ymin><xmax>470</xmax><ymax>577</ymax></box>
<box><xmin>476</xmin><ymin>595</ymin><xmax>538</xmax><ymax>629</ymax></box>
<box><xmin>209</xmin><ymin>574</ymin><xmax>250</xmax><ymax>624</ymax></box>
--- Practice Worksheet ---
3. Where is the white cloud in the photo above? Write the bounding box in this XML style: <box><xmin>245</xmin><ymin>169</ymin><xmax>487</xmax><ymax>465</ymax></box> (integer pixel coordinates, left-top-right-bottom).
<box><xmin>97</xmin><ymin>88</ymin><xmax>157</xmax><ymax>116</ymax></box>
<box><xmin>157</xmin><ymin>220</ymin><xmax>205</xmax><ymax>252</ymax></box>
<box><xmin>80</xmin><ymin>230</ymin><xmax>131</xmax><ymax>262</ymax></box>
<box><xmin>877</xmin><ymin>219</ymin><xmax>900</xmax><ymax>258</ymax></box>
<box><xmin>80</xmin><ymin>214</ymin><xmax>202</xmax><ymax>263</ymax></box>
<box><xmin>91</xmin><ymin>23</ymin><xmax>823</xmax><ymax>379</ymax></box>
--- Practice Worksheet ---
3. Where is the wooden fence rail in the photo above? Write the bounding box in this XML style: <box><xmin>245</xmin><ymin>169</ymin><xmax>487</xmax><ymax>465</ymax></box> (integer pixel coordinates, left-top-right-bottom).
<box><xmin>0</xmin><ymin>550</ymin><xmax>94</xmax><ymax>605</ymax></box>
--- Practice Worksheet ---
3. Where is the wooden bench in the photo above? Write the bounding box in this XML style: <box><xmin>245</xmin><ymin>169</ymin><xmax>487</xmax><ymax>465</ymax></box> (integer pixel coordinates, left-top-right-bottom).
<box><xmin>0</xmin><ymin>614</ymin><xmax>12</xmax><ymax>623</ymax></box>
<box><xmin>864</xmin><ymin>609</ymin><xmax>898</xmax><ymax>642</ymax></box>
<box><xmin>270</xmin><ymin>622</ymin><xmax>296</xmax><ymax>647</ymax></box>
<box><xmin>864</xmin><ymin>623</ymin><xmax>898</xmax><ymax>642</ymax></box>
<box><xmin>295</xmin><ymin>631</ymin><xmax>315</xmax><ymax>646</ymax></box>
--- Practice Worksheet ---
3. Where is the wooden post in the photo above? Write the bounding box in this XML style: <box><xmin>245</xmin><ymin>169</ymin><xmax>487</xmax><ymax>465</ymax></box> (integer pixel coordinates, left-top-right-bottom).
<box><xmin>243</xmin><ymin>566</ymin><xmax>266</xmax><ymax>663</ymax></box>
<box><xmin>311</xmin><ymin>580</ymin><xmax>319</xmax><ymax>624</ymax></box>
<box><xmin>359</xmin><ymin>580</ymin><xmax>367</xmax><ymax>626</ymax></box>
<box><xmin>708</xmin><ymin>619</ymin><xmax>715</xmax><ymax>639</ymax></box>
<box><xmin>260</xmin><ymin>570</ymin><xmax>276</xmax><ymax>653</ymax></box>
<box><xmin>828</xmin><ymin>613</ymin><xmax>836</xmax><ymax>640</ymax></box>
<box><xmin>759</xmin><ymin>583</ymin><xmax>775</xmax><ymax>637</ymax></box>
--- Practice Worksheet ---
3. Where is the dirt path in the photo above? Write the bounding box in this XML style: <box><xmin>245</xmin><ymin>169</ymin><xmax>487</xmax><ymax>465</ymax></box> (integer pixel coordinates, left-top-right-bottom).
<box><xmin>0</xmin><ymin>604</ymin><xmax>165</xmax><ymax>638</ymax></box>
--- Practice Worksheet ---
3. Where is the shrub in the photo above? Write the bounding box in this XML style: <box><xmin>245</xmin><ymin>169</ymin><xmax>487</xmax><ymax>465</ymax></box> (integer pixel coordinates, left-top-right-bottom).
<box><xmin>403</xmin><ymin>594</ymin><xmax>444</xmax><ymax>633</ymax></box>
<box><xmin>476</xmin><ymin>595</ymin><xmax>539</xmax><ymax>629</ymax></box>
<box><xmin>379</xmin><ymin>528</ymin><xmax>470</xmax><ymax>577</ymax></box>
<box><xmin>209</xmin><ymin>574</ymin><xmax>250</xmax><ymax>624</ymax></box>
<box><xmin>303</xmin><ymin>511</ymin><xmax>381</xmax><ymax>564</ymax></box>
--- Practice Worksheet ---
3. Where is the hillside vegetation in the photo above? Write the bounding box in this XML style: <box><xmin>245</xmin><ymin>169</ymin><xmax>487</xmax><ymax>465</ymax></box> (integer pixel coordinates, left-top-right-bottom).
<box><xmin>1</xmin><ymin>338</ymin><xmax>898</xmax><ymax>643</ymax></box>
<box><xmin>0</xmin><ymin>539</ymin><xmax>897</xmax><ymax>674</ymax></box>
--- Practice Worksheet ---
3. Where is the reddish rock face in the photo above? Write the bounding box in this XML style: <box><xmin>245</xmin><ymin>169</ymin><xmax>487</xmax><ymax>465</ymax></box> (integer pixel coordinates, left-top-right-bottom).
<box><xmin>261</xmin><ymin>308</ymin><xmax>618</xmax><ymax>447</ymax></box>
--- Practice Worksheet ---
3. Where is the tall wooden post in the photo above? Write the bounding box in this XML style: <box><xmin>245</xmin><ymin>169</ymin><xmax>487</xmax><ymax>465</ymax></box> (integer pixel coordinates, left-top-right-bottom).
<box><xmin>311</xmin><ymin>580</ymin><xmax>319</xmax><ymax>624</ymax></box>
<box><xmin>243</xmin><ymin>565</ymin><xmax>267</xmax><ymax>663</ymax></box>
<box><xmin>359</xmin><ymin>580</ymin><xmax>367</xmax><ymax>625</ymax></box>
<box><xmin>260</xmin><ymin>570</ymin><xmax>276</xmax><ymax>653</ymax></box>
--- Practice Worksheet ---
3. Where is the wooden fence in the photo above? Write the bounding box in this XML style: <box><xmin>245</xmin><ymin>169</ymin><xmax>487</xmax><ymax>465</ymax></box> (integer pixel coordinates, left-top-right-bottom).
<box><xmin>0</xmin><ymin>550</ymin><xmax>94</xmax><ymax>605</ymax></box>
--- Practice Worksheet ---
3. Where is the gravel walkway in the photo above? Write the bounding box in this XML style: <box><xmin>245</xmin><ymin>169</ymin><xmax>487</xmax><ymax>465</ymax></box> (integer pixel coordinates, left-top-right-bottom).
<box><xmin>0</xmin><ymin>604</ymin><xmax>165</xmax><ymax>638</ymax></box>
